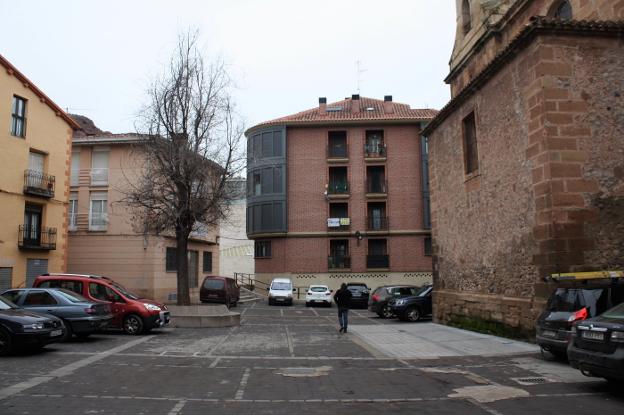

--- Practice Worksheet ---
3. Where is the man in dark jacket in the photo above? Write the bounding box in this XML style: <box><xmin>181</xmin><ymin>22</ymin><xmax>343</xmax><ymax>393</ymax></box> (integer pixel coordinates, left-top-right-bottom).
<box><xmin>334</xmin><ymin>283</ymin><xmax>352</xmax><ymax>333</ymax></box>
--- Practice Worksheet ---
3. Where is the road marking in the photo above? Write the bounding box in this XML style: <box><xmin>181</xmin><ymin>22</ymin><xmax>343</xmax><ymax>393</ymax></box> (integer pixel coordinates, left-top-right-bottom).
<box><xmin>209</xmin><ymin>357</ymin><xmax>221</xmax><ymax>368</ymax></box>
<box><xmin>310</xmin><ymin>307</ymin><xmax>320</xmax><ymax>317</ymax></box>
<box><xmin>207</xmin><ymin>326</ymin><xmax>238</xmax><ymax>356</ymax></box>
<box><xmin>167</xmin><ymin>399</ymin><xmax>187</xmax><ymax>415</ymax></box>
<box><xmin>0</xmin><ymin>335</ymin><xmax>154</xmax><ymax>401</ymax></box>
<box><xmin>284</xmin><ymin>326</ymin><xmax>295</xmax><ymax>357</ymax></box>
<box><xmin>280</xmin><ymin>309</ymin><xmax>284</xmax><ymax>317</ymax></box>
<box><xmin>234</xmin><ymin>368</ymin><xmax>251</xmax><ymax>400</ymax></box>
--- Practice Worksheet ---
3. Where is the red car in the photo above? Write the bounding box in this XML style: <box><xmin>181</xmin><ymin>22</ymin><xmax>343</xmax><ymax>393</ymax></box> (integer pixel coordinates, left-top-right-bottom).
<box><xmin>33</xmin><ymin>273</ymin><xmax>170</xmax><ymax>335</ymax></box>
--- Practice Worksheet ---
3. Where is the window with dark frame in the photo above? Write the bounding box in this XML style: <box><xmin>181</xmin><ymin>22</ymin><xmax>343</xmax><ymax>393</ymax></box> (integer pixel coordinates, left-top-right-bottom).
<box><xmin>254</xmin><ymin>240</ymin><xmax>271</xmax><ymax>258</ymax></box>
<box><xmin>551</xmin><ymin>1</ymin><xmax>572</xmax><ymax>20</ymax></box>
<box><xmin>11</xmin><ymin>95</ymin><xmax>27</xmax><ymax>137</ymax></box>
<box><xmin>166</xmin><ymin>247</ymin><xmax>177</xmax><ymax>271</ymax></box>
<box><xmin>462</xmin><ymin>0</ymin><xmax>471</xmax><ymax>34</ymax></box>
<box><xmin>328</xmin><ymin>131</ymin><xmax>347</xmax><ymax>158</ymax></box>
<box><xmin>424</xmin><ymin>237</ymin><xmax>433</xmax><ymax>256</ymax></box>
<box><xmin>203</xmin><ymin>251</ymin><xmax>213</xmax><ymax>273</ymax></box>
<box><xmin>462</xmin><ymin>112</ymin><xmax>479</xmax><ymax>175</ymax></box>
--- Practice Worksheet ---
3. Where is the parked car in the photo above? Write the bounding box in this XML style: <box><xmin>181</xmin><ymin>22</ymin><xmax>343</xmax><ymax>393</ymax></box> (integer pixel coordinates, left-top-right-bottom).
<box><xmin>568</xmin><ymin>301</ymin><xmax>624</xmax><ymax>382</ymax></box>
<box><xmin>200</xmin><ymin>276</ymin><xmax>240</xmax><ymax>307</ymax></box>
<box><xmin>389</xmin><ymin>284</ymin><xmax>433</xmax><ymax>322</ymax></box>
<box><xmin>33</xmin><ymin>273</ymin><xmax>170</xmax><ymax>335</ymax></box>
<box><xmin>346</xmin><ymin>283</ymin><xmax>370</xmax><ymax>309</ymax></box>
<box><xmin>305</xmin><ymin>285</ymin><xmax>332</xmax><ymax>307</ymax></box>
<box><xmin>536</xmin><ymin>279</ymin><xmax>624</xmax><ymax>358</ymax></box>
<box><xmin>1</xmin><ymin>288</ymin><xmax>112</xmax><ymax>341</ymax></box>
<box><xmin>369</xmin><ymin>285</ymin><xmax>421</xmax><ymax>318</ymax></box>
<box><xmin>268</xmin><ymin>278</ymin><xmax>295</xmax><ymax>306</ymax></box>
<box><xmin>0</xmin><ymin>295</ymin><xmax>64</xmax><ymax>356</ymax></box>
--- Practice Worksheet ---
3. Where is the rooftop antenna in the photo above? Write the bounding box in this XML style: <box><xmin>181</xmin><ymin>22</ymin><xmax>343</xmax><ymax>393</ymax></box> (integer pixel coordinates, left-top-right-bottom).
<box><xmin>356</xmin><ymin>60</ymin><xmax>367</xmax><ymax>94</ymax></box>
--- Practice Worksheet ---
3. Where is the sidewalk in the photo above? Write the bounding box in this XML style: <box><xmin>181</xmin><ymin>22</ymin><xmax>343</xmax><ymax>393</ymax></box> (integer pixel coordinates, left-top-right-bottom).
<box><xmin>349</xmin><ymin>322</ymin><xmax>539</xmax><ymax>359</ymax></box>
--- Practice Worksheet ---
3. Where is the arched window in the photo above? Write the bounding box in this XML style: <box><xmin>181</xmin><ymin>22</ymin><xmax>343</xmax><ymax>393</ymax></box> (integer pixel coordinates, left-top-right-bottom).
<box><xmin>551</xmin><ymin>0</ymin><xmax>573</xmax><ymax>21</ymax></box>
<box><xmin>462</xmin><ymin>0</ymin><xmax>472</xmax><ymax>34</ymax></box>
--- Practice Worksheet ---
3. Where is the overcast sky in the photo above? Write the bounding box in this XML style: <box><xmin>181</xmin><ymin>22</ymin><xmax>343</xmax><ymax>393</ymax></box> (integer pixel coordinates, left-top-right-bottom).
<box><xmin>0</xmin><ymin>0</ymin><xmax>456</xmax><ymax>134</ymax></box>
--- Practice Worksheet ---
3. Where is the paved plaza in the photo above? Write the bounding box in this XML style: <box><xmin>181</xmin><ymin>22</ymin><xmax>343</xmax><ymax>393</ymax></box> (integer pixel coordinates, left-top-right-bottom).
<box><xmin>0</xmin><ymin>301</ymin><xmax>622</xmax><ymax>414</ymax></box>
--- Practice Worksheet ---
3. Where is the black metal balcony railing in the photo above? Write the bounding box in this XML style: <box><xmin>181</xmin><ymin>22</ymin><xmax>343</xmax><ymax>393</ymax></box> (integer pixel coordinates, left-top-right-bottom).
<box><xmin>327</xmin><ymin>143</ymin><xmax>348</xmax><ymax>159</ymax></box>
<box><xmin>328</xmin><ymin>255</ymin><xmax>351</xmax><ymax>269</ymax></box>
<box><xmin>367</xmin><ymin>216</ymin><xmax>389</xmax><ymax>231</ymax></box>
<box><xmin>367</xmin><ymin>255</ymin><xmax>389</xmax><ymax>268</ymax></box>
<box><xmin>327</xmin><ymin>181</ymin><xmax>349</xmax><ymax>195</ymax></box>
<box><xmin>18</xmin><ymin>225</ymin><xmax>57</xmax><ymax>250</ymax></box>
<box><xmin>23</xmin><ymin>170</ymin><xmax>55</xmax><ymax>198</ymax></box>
<box><xmin>364</xmin><ymin>143</ymin><xmax>386</xmax><ymax>158</ymax></box>
<box><xmin>366</xmin><ymin>179</ymin><xmax>387</xmax><ymax>194</ymax></box>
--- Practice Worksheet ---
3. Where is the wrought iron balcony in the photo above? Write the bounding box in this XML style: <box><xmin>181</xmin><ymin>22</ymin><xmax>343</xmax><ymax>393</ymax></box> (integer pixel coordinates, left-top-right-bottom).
<box><xmin>367</xmin><ymin>254</ymin><xmax>389</xmax><ymax>269</ymax></box>
<box><xmin>367</xmin><ymin>216</ymin><xmax>389</xmax><ymax>231</ymax></box>
<box><xmin>18</xmin><ymin>225</ymin><xmax>57</xmax><ymax>250</ymax></box>
<box><xmin>23</xmin><ymin>170</ymin><xmax>55</xmax><ymax>198</ymax></box>
<box><xmin>328</xmin><ymin>255</ymin><xmax>351</xmax><ymax>269</ymax></box>
<box><xmin>366</xmin><ymin>179</ymin><xmax>387</xmax><ymax>195</ymax></box>
<box><xmin>364</xmin><ymin>143</ymin><xmax>386</xmax><ymax>158</ymax></box>
<box><xmin>327</xmin><ymin>181</ymin><xmax>349</xmax><ymax>195</ymax></box>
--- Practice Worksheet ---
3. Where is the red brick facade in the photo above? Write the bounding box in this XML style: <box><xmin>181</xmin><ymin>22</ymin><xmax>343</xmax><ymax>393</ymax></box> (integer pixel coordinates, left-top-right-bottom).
<box><xmin>249</xmin><ymin>97</ymin><xmax>435</xmax><ymax>289</ymax></box>
<box><xmin>425</xmin><ymin>1</ymin><xmax>624</xmax><ymax>332</ymax></box>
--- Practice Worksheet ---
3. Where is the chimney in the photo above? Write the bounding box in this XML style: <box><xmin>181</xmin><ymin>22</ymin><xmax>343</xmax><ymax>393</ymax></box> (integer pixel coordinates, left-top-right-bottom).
<box><xmin>383</xmin><ymin>95</ymin><xmax>394</xmax><ymax>114</ymax></box>
<box><xmin>319</xmin><ymin>97</ymin><xmax>327</xmax><ymax>114</ymax></box>
<box><xmin>351</xmin><ymin>94</ymin><xmax>360</xmax><ymax>114</ymax></box>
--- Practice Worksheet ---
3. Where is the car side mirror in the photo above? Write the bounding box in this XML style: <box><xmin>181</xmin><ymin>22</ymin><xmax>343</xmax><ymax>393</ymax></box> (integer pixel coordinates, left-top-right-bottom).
<box><xmin>292</xmin><ymin>288</ymin><xmax>297</xmax><ymax>292</ymax></box>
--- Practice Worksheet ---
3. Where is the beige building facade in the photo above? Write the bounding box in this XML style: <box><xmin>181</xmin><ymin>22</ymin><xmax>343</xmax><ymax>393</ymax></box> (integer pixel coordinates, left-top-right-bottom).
<box><xmin>0</xmin><ymin>54</ymin><xmax>78</xmax><ymax>290</ymax></box>
<box><xmin>67</xmin><ymin>129</ymin><xmax>220</xmax><ymax>303</ymax></box>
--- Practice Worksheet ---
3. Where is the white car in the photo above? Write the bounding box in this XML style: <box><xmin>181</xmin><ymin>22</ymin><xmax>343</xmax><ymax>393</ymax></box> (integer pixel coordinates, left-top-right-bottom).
<box><xmin>268</xmin><ymin>278</ymin><xmax>295</xmax><ymax>306</ymax></box>
<box><xmin>305</xmin><ymin>285</ymin><xmax>333</xmax><ymax>307</ymax></box>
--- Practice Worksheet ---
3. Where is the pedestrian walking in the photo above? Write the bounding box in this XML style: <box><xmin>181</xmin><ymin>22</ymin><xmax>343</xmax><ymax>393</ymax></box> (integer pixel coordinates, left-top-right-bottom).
<box><xmin>333</xmin><ymin>283</ymin><xmax>352</xmax><ymax>333</ymax></box>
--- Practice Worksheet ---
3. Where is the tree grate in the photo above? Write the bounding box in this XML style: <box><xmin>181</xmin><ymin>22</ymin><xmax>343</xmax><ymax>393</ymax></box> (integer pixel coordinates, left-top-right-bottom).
<box><xmin>512</xmin><ymin>377</ymin><xmax>550</xmax><ymax>385</ymax></box>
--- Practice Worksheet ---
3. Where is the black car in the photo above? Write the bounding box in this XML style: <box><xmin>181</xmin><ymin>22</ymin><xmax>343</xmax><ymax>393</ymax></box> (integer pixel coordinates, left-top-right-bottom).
<box><xmin>2</xmin><ymin>288</ymin><xmax>112</xmax><ymax>340</ymax></box>
<box><xmin>346</xmin><ymin>283</ymin><xmax>370</xmax><ymax>309</ymax></box>
<box><xmin>0</xmin><ymin>295</ymin><xmax>64</xmax><ymax>356</ymax></box>
<box><xmin>536</xmin><ymin>281</ymin><xmax>624</xmax><ymax>358</ymax></box>
<box><xmin>369</xmin><ymin>285</ymin><xmax>420</xmax><ymax>318</ymax></box>
<box><xmin>568</xmin><ymin>302</ymin><xmax>624</xmax><ymax>382</ymax></box>
<box><xmin>389</xmin><ymin>284</ymin><xmax>432</xmax><ymax>322</ymax></box>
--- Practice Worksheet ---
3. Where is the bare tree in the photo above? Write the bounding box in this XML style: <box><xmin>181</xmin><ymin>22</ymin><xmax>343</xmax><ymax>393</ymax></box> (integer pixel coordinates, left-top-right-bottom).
<box><xmin>123</xmin><ymin>31</ymin><xmax>245</xmax><ymax>305</ymax></box>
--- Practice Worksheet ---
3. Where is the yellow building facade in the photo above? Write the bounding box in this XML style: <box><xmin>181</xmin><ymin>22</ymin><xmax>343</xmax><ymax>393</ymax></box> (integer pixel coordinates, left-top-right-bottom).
<box><xmin>0</xmin><ymin>54</ymin><xmax>78</xmax><ymax>289</ymax></box>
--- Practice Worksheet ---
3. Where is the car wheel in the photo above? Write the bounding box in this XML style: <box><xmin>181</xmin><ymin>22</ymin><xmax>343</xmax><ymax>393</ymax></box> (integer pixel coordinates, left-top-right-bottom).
<box><xmin>0</xmin><ymin>327</ymin><xmax>12</xmax><ymax>356</ymax></box>
<box><xmin>268</xmin><ymin>298</ymin><xmax>273</xmax><ymax>306</ymax></box>
<box><xmin>231</xmin><ymin>301</ymin><xmax>237</xmax><ymax>308</ymax></box>
<box><xmin>76</xmin><ymin>333</ymin><xmax>91</xmax><ymax>339</ymax></box>
<box><xmin>405</xmin><ymin>307</ymin><xmax>421</xmax><ymax>322</ymax></box>
<box><xmin>305</xmin><ymin>302</ymin><xmax>310</xmax><ymax>307</ymax></box>
<box><xmin>380</xmin><ymin>305</ymin><xmax>393</xmax><ymax>319</ymax></box>
<box><xmin>123</xmin><ymin>314</ymin><xmax>144</xmax><ymax>335</ymax></box>
<box><xmin>61</xmin><ymin>319</ymin><xmax>73</xmax><ymax>342</ymax></box>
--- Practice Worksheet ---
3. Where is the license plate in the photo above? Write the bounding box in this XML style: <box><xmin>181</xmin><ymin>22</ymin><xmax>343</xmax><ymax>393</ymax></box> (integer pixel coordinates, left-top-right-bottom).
<box><xmin>352</xmin><ymin>293</ymin><xmax>361</xmax><ymax>297</ymax></box>
<box><xmin>581</xmin><ymin>331</ymin><xmax>605</xmax><ymax>341</ymax></box>
<box><xmin>541</xmin><ymin>330</ymin><xmax>556</xmax><ymax>338</ymax></box>
<box><xmin>50</xmin><ymin>329</ymin><xmax>63</xmax><ymax>337</ymax></box>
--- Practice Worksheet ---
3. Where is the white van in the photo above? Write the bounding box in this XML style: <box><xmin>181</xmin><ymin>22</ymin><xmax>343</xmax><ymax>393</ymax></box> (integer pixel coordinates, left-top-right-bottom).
<box><xmin>268</xmin><ymin>278</ymin><xmax>295</xmax><ymax>306</ymax></box>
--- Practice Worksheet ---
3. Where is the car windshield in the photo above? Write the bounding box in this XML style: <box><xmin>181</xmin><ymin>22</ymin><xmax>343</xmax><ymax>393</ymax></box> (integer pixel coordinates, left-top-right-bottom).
<box><xmin>55</xmin><ymin>288</ymin><xmax>90</xmax><ymax>303</ymax></box>
<box><xmin>272</xmin><ymin>282</ymin><xmax>291</xmax><ymax>290</ymax></box>
<box><xmin>310</xmin><ymin>286</ymin><xmax>327</xmax><ymax>292</ymax></box>
<box><xmin>348</xmin><ymin>285</ymin><xmax>367</xmax><ymax>292</ymax></box>
<box><xmin>601</xmin><ymin>302</ymin><xmax>624</xmax><ymax>319</ymax></box>
<box><xmin>204</xmin><ymin>279</ymin><xmax>225</xmax><ymax>290</ymax></box>
<box><xmin>0</xmin><ymin>296</ymin><xmax>17</xmax><ymax>310</ymax></box>
<box><xmin>415</xmin><ymin>285</ymin><xmax>431</xmax><ymax>297</ymax></box>
<box><xmin>547</xmin><ymin>288</ymin><xmax>605</xmax><ymax>316</ymax></box>
<box><xmin>110</xmin><ymin>282</ymin><xmax>140</xmax><ymax>300</ymax></box>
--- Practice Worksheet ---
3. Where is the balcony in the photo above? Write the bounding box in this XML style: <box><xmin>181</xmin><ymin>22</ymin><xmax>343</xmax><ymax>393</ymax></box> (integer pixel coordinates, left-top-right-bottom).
<box><xmin>367</xmin><ymin>216</ymin><xmax>389</xmax><ymax>232</ymax></box>
<box><xmin>328</xmin><ymin>255</ymin><xmax>351</xmax><ymax>270</ymax></box>
<box><xmin>90</xmin><ymin>168</ymin><xmax>109</xmax><ymax>186</ymax></box>
<box><xmin>23</xmin><ymin>170</ymin><xmax>55</xmax><ymax>198</ymax></box>
<box><xmin>327</xmin><ymin>217</ymin><xmax>350</xmax><ymax>232</ymax></box>
<box><xmin>364</xmin><ymin>143</ymin><xmax>386</xmax><ymax>160</ymax></box>
<box><xmin>367</xmin><ymin>254</ymin><xmax>389</xmax><ymax>269</ymax></box>
<box><xmin>327</xmin><ymin>181</ymin><xmax>350</xmax><ymax>199</ymax></box>
<box><xmin>327</xmin><ymin>143</ymin><xmax>348</xmax><ymax>162</ymax></box>
<box><xmin>18</xmin><ymin>225</ymin><xmax>57</xmax><ymax>250</ymax></box>
<box><xmin>366</xmin><ymin>179</ymin><xmax>387</xmax><ymax>197</ymax></box>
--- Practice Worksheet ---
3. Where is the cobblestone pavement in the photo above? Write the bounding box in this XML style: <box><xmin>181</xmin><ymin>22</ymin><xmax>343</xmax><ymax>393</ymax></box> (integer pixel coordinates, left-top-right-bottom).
<box><xmin>1</xmin><ymin>301</ymin><xmax>622</xmax><ymax>414</ymax></box>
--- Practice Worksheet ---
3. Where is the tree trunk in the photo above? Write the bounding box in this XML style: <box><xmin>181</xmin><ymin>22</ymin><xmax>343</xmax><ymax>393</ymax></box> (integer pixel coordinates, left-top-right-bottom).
<box><xmin>176</xmin><ymin>230</ymin><xmax>191</xmax><ymax>305</ymax></box>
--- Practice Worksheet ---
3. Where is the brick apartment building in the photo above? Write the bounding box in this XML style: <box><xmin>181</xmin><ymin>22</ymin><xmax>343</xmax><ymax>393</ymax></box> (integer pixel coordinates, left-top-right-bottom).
<box><xmin>423</xmin><ymin>0</ymin><xmax>624</xmax><ymax>332</ymax></box>
<box><xmin>246</xmin><ymin>95</ymin><xmax>437</xmax><ymax>290</ymax></box>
